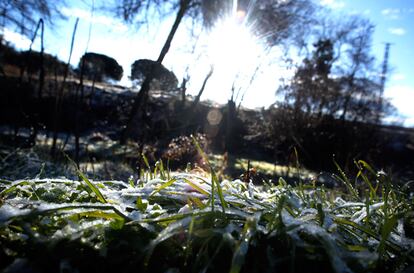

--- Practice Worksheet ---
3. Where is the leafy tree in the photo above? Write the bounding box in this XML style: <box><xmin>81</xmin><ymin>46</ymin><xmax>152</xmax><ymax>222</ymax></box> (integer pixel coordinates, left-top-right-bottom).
<box><xmin>131</xmin><ymin>59</ymin><xmax>178</xmax><ymax>91</ymax></box>
<box><xmin>79</xmin><ymin>52</ymin><xmax>123</xmax><ymax>83</ymax></box>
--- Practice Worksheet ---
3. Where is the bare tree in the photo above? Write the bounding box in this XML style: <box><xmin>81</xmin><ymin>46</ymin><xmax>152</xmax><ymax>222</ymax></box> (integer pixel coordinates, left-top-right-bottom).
<box><xmin>273</xmin><ymin>15</ymin><xmax>397</xmax><ymax>170</ymax></box>
<box><xmin>278</xmin><ymin>15</ymin><xmax>392</xmax><ymax>124</ymax></box>
<box><xmin>112</xmin><ymin>0</ymin><xmax>316</xmax><ymax>143</ymax></box>
<box><xmin>119</xmin><ymin>0</ymin><xmax>191</xmax><ymax>144</ymax></box>
<box><xmin>51</xmin><ymin>18</ymin><xmax>79</xmax><ymax>155</ymax></box>
<box><xmin>0</xmin><ymin>0</ymin><xmax>65</xmax><ymax>37</ymax></box>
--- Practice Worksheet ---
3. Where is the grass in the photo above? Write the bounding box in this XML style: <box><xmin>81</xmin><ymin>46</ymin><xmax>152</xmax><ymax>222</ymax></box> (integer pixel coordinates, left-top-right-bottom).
<box><xmin>0</xmin><ymin>157</ymin><xmax>413</xmax><ymax>273</ymax></box>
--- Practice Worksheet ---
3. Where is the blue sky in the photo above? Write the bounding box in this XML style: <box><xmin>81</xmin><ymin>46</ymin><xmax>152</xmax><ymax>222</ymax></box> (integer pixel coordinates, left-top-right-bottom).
<box><xmin>2</xmin><ymin>0</ymin><xmax>414</xmax><ymax>126</ymax></box>
<box><xmin>327</xmin><ymin>0</ymin><xmax>414</xmax><ymax>126</ymax></box>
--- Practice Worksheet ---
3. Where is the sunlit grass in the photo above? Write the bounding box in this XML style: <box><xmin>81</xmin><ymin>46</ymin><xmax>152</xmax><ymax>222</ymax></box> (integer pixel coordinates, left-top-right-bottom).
<box><xmin>235</xmin><ymin>157</ymin><xmax>315</xmax><ymax>178</ymax></box>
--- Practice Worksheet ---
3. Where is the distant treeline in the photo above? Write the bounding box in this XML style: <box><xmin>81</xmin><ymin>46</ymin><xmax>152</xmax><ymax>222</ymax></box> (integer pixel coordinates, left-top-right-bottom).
<box><xmin>0</xmin><ymin>40</ymin><xmax>69</xmax><ymax>77</ymax></box>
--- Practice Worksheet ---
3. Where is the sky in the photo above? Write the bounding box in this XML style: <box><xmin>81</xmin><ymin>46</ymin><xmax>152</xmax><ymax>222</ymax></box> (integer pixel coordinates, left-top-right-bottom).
<box><xmin>2</xmin><ymin>0</ymin><xmax>414</xmax><ymax>126</ymax></box>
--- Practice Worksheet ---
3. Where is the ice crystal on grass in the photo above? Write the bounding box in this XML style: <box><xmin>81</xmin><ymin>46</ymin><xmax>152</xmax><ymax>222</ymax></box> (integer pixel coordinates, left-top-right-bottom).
<box><xmin>0</xmin><ymin>165</ymin><xmax>413</xmax><ymax>273</ymax></box>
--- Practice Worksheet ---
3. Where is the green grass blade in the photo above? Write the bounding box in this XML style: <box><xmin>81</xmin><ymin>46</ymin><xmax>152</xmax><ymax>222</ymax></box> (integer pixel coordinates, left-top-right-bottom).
<box><xmin>357</xmin><ymin>160</ymin><xmax>377</xmax><ymax>176</ymax></box>
<box><xmin>334</xmin><ymin>217</ymin><xmax>377</xmax><ymax>238</ymax></box>
<box><xmin>129</xmin><ymin>176</ymin><xmax>135</xmax><ymax>187</ymax></box>
<box><xmin>142</xmin><ymin>153</ymin><xmax>153</xmax><ymax>179</ymax></box>
<box><xmin>144</xmin><ymin>216</ymin><xmax>193</xmax><ymax>266</ymax></box>
<box><xmin>355</xmin><ymin>160</ymin><xmax>376</xmax><ymax>199</ymax></box>
<box><xmin>9</xmin><ymin>204</ymin><xmax>131</xmax><ymax>221</ymax></box>
<box><xmin>269</xmin><ymin>195</ymin><xmax>286</xmax><ymax>231</ymax></box>
<box><xmin>230</xmin><ymin>215</ymin><xmax>258</xmax><ymax>273</ymax></box>
<box><xmin>333</xmin><ymin>159</ymin><xmax>359</xmax><ymax>200</ymax></box>
<box><xmin>150</xmin><ymin>178</ymin><xmax>177</xmax><ymax>197</ymax></box>
<box><xmin>142</xmin><ymin>153</ymin><xmax>150</xmax><ymax>170</ymax></box>
<box><xmin>334</xmin><ymin>217</ymin><xmax>402</xmax><ymax>253</ymax></box>
<box><xmin>181</xmin><ymin>177</ymin><xmax>209</xmax><ymax>196</ymax></box>
<box><xmin>156</xmin><ymin>160</ymin><xmax>167</xmax><ymax>180</ymax></box>
<box><xmin>192</xmin><ymin>135</ymin><xmax>227</xmax><ymax>212</ymax></box>
<box><xmin>63</xmin><ymin>153</ymin><xmax>107</xmax><ymax>203</ymax></box>
<box><xmin>68</xmin><ymin>210</ymin><xmax>125</xmax><ymax>221</ymax></box>
<box><xmin>378</xmin><ymin>215</ymin><xmax>398</xmax><ymax>256</ymax></box>
<box><xmin>77</xmin><ymin>171</ymin><xmax>107</xmax><ymax>203</ymax></box>
<box><xmin>189</xmin><ymin>197</ymin><xmax>207</xmax><ymax>209</ymax></box>
<box><xmin>317</xmin><ymin>203</ymin><xmax>325</xmax><ymax>226</ymax></box>
<box><xmin>136</xmin><ymin>197</ymin><xmax>148</xmax><ymax>212</ymax></box>
<box><xmin>0</xmin><ymin>181</ymin><xmax>32</xmax><ymax>197</ymax></box>
<box><xmin>212</xmin><ymin>169</ymin><xmax>228</xmax><ymax>211</ymax></box>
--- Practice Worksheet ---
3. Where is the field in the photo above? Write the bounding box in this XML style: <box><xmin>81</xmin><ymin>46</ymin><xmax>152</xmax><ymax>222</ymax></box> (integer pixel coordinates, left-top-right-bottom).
<box><xmin>1</xmin><ymin>146</ymin><xmax>413</xmax><ymax>273</ymax></box>
<box><xmin>2</xmin><ymin>1</ymin><xmax>414</xmax><ymax>272</ymax></box>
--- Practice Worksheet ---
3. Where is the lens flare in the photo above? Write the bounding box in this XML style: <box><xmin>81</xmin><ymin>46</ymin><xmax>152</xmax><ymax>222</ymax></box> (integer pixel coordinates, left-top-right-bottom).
<box><xmin>205</xmin><ymin>9</ymin><xmax>268</xmax><ymax>94</ymax></box>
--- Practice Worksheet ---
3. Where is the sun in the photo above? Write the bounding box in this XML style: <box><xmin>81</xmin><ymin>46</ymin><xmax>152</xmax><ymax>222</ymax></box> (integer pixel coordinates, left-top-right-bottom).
<box><xmin>205</xmin><ymin>13</ymin><xmax>267</xmax><ymax>93</ymax></box>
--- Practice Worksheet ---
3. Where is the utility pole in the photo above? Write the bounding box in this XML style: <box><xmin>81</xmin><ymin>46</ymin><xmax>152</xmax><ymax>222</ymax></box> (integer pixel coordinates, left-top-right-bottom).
<box><xmin>377</xmin><ymin>42</ymin><xmax>392</xmax><ymax>123</ymax></box>
<box><xmin>380</xmin><ymin>43</ymin><xmax>391</xmax><ymax>97</ymax></box>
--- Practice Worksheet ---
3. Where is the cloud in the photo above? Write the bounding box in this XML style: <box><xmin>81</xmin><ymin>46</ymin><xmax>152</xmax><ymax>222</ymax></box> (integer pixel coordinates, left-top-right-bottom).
<box><xmin>382</xmin><ymin>8</ymin><xmax>414</xmax><ymax>19</ymax></box>
<box><xmin>388</xmin><ymin>27</ymin><xmax>406</xmax><ymax>36</ymax></box>
<box><xmin>391</xmin><ymin>73</ymin><xmax>406</xmax><ymax>81</ymax></box>
<box><xmin>385</xmin><ymin>85</ymin><xmax>414</xmax><ymax>126</ymax></box>
<box><xmin>2</xmin><ymin>28</ymin><xmax>32</xmax><ymax>49</ymax></box>
<box><xmin>61</xmin><ymin>7</ymin><xmax>128</xmax><ymax>32</ymax></box>
<box><xmin>320</xmin><ymin>0</ymin><xmax>345</xmax><ymax>9</ymax></box>
<box><xmin>381</xmin><ymin>8</ymin><xmax>401</xmax><ymax>19</ymax></box>
<box><xmin>382</xmin><ymin>8</ymin><xmax>400</xmax><ymax>15</ymax></box>
<box><xmin>349</xmin><ymin>9</ymin><xmax>371</xmax><ymax>16</ymax></box>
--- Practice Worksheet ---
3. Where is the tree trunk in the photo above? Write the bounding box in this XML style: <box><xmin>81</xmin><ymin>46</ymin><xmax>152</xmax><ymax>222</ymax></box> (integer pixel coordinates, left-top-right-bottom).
<box><xmin>225</xmin><ymin>99</ymin><xmax>236</xmax><ymax>152</ymax></box>
<box><xmin>28</xmin><ymin>19</ymin><xmax>45</xmax><ymax>147</ymax></box>
<box><xmin>189</xmin><ymin>68</ymin><xmax>213</xmax><ymax>111</ymax></box>
<box><xmin>180</xmin><ymin>77</ymin><xmax>187</xmax><ymax>107</ymax></box>
<box><xmin>120</xmin><ymin>0</ymin><xmax>191</xmax><ymax>144</ymax></box>
<box><xmin>340</xmin><ymin>76</ymin><xmax>354</xmax><ymax>122</ymax></box>
<box><xmin>51</xmin><ymin>18</ymin><xmax>79</xmax><ymax>155</ymax></box>
<box><xmin>182</xmin><ymin>68</ymin><xmax>213</xmax><ymax>133</ymax></box>
<box><xmin>74</xmin><ymin>56</ymin><xmax>87</xmax><ymax>167</ymax></box>
<box><xmin>37</xmin><ymin>19</ymin><xmax>45</xmax><ymax>100</ymax></box>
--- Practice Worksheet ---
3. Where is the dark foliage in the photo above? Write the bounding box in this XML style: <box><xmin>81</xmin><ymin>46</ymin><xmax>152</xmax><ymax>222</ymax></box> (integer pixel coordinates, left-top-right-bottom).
<box><xmin>21</xmin><ymin>50</ymin><xmax>67</xmax><ymax>76</ymax></box>
<box><xmin>162</xmin><ymin>133</ymin><xmax>208</xmax><ymax>168</ymax></box>
<box><xmin>79</xmin><ymin>52</ymin><xmax>123</xmax><ymax>82</ymax></box>
<box><xmin>0</xmin><ymin>41</ymin><xmax>68</xmax><ymax>76</ymax></box>
<box><xmin>131</xmin><ymin>59</ymin><xmax>178</xmax><ymax>91</ymax></box>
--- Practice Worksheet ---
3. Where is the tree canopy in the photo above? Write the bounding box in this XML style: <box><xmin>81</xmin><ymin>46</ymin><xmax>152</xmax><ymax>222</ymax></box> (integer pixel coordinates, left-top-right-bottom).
<box><xmin>112</xmin><ymin>0</ymin><xmax>315</xmax><ymax>47</ymax></box>
<box><xmin>79</xmin><ymin>52</ymin><xmax>123</xmax><ymax>83</ymax></box>
<box><xmin>131</xmin><ymin>59</ymin><xmax>178</xmax><ymax>91</ymax></box>
<box><xmin>192</xmin><ymin>0</ymin><xmax>315</xmax><ymax>45</ymax></box>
